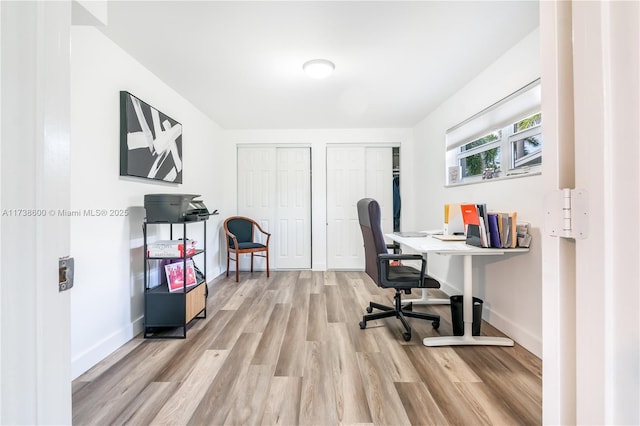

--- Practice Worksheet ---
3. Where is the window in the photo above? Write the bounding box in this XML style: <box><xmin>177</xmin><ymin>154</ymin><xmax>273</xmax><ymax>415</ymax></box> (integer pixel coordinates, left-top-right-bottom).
<box><xmin>510</xmin><ymin>113</ymin><xmax>542</xmax><ymax>169</ymax></box>
<box><xmin>458</xmin><ymin>130</ymin><xmax>502</xmax><ymax>179</ymax></box>
<box><xmin>446</xmin><ymin>79</ymin><xmax>541</xmax><ymax>185</ymax></box>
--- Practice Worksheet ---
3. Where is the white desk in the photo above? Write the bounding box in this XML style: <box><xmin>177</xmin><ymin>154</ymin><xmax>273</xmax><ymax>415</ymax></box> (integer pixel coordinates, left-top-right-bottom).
<box><xmin>386</xmin><ymin>233</ymin><xmax>528</xmax><ymax>347</ymax></box>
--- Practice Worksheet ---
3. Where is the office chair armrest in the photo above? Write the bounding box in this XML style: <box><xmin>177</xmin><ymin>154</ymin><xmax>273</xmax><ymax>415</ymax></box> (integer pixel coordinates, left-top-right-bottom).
<box><xmin>378</xmin><ymin>253</ymin><xmax>427</xmax><ymax>288</ymax></box>
<box><xmin>386</xmin><ymin>242</ymin><xmax>401</xmax><ymax>254</ymax></box>
<box><xmin>378</xmin><ymin>253</ymin><xmax>422</xmax><ymax>261</ymax></box>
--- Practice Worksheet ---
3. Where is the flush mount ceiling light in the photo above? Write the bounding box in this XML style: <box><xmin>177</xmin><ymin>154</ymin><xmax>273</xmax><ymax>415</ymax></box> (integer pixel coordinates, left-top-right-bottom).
<box><xmin>303</xmin><ymin>59</ymin><xmax>335</xmax><ymax>79</ymax></box>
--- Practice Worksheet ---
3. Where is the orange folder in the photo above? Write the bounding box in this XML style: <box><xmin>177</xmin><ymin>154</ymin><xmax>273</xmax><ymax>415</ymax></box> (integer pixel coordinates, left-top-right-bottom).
<box><xmin>460</xmin><ymin>204</ymin><xmax>480</xmax><ymax>227</ymax></box>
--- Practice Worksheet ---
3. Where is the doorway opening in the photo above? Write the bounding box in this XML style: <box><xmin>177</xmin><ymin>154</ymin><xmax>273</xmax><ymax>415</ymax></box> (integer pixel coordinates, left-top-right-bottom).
<box><xmin>393</xmin><ymin>147</ymin><xmax>400</xmax><ymax>232</ymax></box>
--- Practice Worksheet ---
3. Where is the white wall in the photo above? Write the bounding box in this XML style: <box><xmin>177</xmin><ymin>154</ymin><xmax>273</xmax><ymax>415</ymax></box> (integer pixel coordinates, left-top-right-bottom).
<box><xmin>408</xmin><ymin>29</ymin><xmax>542</xmax><ymax>356</ymax></box>
<box><xmin>223</xmin><ymin>128</ymin><xmax>412</xmax><ymax>271</ymax></box>
<box><xmin>70</xmin><ymin>26</ymin><xmax>229</xmax><ymax>379</ymax></box>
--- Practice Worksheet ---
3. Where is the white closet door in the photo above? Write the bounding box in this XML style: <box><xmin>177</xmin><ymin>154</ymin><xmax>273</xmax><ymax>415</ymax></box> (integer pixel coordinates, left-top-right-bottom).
<box><xmin>326</xmin><ymin>145</ymin><xmax>393</xmax><ymax>270</ymax></box>
<box><xmin>237</xmin><ymin>147</ymin><xmax>276</xmax><ymax>272</ymax></box>
<box><xmin>326</xmin><ymin>146</ymin><xmax>365</xmax><ymax>270</ymax></box>
<box><xmin>237</xmin><ymin>146</ymin><xmax>311</xmax><ymax>271</ymax></box>
<box><xmin>275</xmin><ymin>148</ymin><xmax>311</xmax><ymax>269</ymax></box>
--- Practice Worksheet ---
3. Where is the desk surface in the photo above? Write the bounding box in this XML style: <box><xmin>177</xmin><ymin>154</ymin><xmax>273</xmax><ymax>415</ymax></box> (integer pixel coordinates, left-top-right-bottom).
<box><xmin>386</xmin><ymin>233</ymin><xmax>529</xmax><ymax>256</ymax></box>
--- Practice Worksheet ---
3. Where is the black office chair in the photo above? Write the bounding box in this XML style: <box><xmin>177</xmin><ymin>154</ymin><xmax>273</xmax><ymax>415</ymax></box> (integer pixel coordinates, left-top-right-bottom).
<box><xmin>357</xmin><ymin>198</ymin><xmax>440</xmax><ymax>341</ymax></box>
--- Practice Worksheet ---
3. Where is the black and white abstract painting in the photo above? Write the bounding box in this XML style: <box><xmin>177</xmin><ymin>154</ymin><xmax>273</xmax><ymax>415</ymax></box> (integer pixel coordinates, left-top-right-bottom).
<box><xmin>120</xmin><ymin>91</ymin><xmax>183</xmax><ymax>183</ymax></box>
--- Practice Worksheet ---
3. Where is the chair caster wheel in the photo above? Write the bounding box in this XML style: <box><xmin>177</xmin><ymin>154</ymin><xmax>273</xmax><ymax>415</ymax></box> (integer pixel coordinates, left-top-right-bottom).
<box><xmin>366</xmin><ymin>306</ymin><xmax>373</xmax><ymax>313</ymax></box>
<box><xmin>359</xmin><ymin>321</ymin><xmax>366</xmax><ymax>329</ymax></box>
<box><xmin>403</xmin><ymin>332</ymin><xmax>411</xmax><ymax>341</ymax></box>
<box><xmin>432</xmin><ymin>321</ymin><xmax>440</xmax><ymax>329</ymax></box>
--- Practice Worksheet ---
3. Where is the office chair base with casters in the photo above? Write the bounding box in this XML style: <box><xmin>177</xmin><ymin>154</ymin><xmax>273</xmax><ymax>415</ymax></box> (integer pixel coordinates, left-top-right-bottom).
<box><xmin>359</xmin><ymin>289</ymin><xmax>440</xmax><ymax>341</ymax></box>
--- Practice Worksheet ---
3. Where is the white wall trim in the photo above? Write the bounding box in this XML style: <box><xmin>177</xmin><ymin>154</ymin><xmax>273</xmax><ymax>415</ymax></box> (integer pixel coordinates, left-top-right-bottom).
<box><xmin>71</xmin><ymin>316</ymin><xmax>143</xmax><ymax>380</ymax></box>
<box><xmin>484</xmin><ymin>306</ymin><xmax>542</xmax><ymax>356</ymax></box>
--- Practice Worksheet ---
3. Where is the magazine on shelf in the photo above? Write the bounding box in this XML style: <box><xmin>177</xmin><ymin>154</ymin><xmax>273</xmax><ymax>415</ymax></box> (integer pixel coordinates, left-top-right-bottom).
<box><xmin>165</xmin><ymin>259</ymin><xmax>198</xmax><ymax>293</ymax></box>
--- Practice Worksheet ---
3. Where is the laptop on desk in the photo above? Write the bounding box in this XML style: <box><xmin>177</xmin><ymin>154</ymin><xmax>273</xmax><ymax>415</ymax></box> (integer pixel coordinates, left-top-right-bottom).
<box><xmin>432</xmin><ymin>234</ymin><xmax>466</xmax><ymax>241</ymax></box>
<box><xmin>393</xmin><ymin>231</ymin><xmax>428</xmax><ymax>238</ymax></box>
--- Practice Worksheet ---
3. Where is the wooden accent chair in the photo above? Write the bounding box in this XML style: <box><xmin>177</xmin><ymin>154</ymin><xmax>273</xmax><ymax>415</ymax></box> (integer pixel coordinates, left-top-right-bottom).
<box><xmin>223</xmin><ymin>216</ymin><xmax>271</xmax><ymax>282</ymax></box>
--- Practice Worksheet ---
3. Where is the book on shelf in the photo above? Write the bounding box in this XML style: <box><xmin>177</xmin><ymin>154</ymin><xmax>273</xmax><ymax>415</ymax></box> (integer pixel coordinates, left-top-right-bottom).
<box><xmin>476</xmin><ymin>203</ymin><xmax>490</xmax><ymax>248</ymax></box>
<box><xmin>165</xmin><ymin>259</ymin><xmax>198</xmax><ymax>293</ymax></box>
<box><xmin>508</xmin><ymin>211</ymin><xmax>517</xmax><ymax>248</ymax></box>
<box><xmin>488</xmin><ymin>213</ymin><xmax>501</xmax><ymax>248</ymax></box>
<box><xmin>486</xmin><ymin>211</ymin><xmax>518</xmax><ymax>248</ymax></box>
<box><xmin>479</xmin><ymin>219</ymin><xmax>489</xmax><ymax>247</ymax></box>
<box><xmin>503</xmin><ymin>214</ymin><xmax>512</xmax><ymax>248</ymax></box>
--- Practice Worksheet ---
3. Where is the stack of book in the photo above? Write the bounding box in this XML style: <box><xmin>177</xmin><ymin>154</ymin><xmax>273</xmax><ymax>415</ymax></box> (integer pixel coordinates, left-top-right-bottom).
<box><xmin>460</xmin><ymin>203</ymin><xmax>529</xmax><ymax>248</ymax></box>
<box><xmin>147</xmin><ymin>239</ymin><xmax>197</xmax><ymax>258</ymax></box>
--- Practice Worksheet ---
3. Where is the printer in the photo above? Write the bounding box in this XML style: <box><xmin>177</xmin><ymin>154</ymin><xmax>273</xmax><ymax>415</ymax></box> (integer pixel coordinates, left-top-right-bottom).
<box><xmin>144</xmin><ymin>194</ymin><xmax>210</xmax><ymax>223</ymax></box>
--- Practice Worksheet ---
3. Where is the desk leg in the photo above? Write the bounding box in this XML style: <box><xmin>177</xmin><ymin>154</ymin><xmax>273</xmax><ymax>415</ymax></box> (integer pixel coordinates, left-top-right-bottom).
<box><xmin>422</xmin><ymin>255</ymin><xmax>514</xmax><ymax>347</ymax></box>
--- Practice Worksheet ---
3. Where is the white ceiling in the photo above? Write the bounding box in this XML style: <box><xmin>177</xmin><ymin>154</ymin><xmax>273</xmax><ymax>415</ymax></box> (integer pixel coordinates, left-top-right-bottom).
<box><xmin>99</xmin><ymin>1</ymin><xmax>539</xmax><ymax>129</ymax></box>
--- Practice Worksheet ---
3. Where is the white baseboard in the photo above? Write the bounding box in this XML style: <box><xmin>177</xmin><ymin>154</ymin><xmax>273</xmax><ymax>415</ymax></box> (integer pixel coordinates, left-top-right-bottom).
<box><xmin>312</xmin><ymin>262</ymin><xmax>327</xmax><ymax>271</ymax></box>
<box><xmin>71</xmin><ymin>316</ymin><xmax>143</xmax><ymax>380</ymax></box>
<box><xmin>484</xmin><ymin>308</ymin><xmax>542</xmax><ymax>357</ymax></box>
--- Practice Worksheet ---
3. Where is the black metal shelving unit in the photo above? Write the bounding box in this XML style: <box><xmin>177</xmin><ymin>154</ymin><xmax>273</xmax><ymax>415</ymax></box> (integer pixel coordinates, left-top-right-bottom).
<box><xmin>143</xmin><ymin>220</ymin><xmax>207</xmax><ymax>338</ymax></box>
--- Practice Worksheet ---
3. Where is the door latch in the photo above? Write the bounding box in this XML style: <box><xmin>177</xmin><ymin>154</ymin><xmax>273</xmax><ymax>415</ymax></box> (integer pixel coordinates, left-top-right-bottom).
<box><xmin>59</xmin><ymin>256</ymin><xmax>74</xmax><ymax>292</ymax></box>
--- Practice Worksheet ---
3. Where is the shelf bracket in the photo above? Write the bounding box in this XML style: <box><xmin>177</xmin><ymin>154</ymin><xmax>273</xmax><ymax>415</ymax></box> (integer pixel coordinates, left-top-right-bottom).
<box><xmin>544</xmin><ymin>188</ymin><xmax>588</xmax><ymax>239</ymax></box>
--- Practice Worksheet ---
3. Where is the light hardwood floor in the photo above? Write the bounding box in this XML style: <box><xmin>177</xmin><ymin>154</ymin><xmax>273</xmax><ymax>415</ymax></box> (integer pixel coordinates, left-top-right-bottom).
<box><xmin>73</xmin><ymin>271</ymin><xmax>542</xmax><ymax>425</ymax></box>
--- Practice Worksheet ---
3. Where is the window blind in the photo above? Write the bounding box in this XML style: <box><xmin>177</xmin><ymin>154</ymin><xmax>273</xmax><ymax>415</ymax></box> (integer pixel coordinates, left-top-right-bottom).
<box><xmin>446</xmin><ymin>79</ymin><xmax>541</xmax><ymax>150</ymax></box>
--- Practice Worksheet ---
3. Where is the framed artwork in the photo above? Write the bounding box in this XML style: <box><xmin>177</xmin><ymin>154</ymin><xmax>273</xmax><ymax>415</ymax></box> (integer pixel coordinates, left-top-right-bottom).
<box><xmin>165</xmin><ymin>259</ymin><xmax>197</xmax><ymax>293</ymax></box>
<box><xmin>120</xmin><ymin>91</ymin><xmax>183</xmax><ymax>183</ymax></box>
<box><xmin>448</xmin><ymin>165</ymin><xmax>461</xmax><ymax>185</ymax></box>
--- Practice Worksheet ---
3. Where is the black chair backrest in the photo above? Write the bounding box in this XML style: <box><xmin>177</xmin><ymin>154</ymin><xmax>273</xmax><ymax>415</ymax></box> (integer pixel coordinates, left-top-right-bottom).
<box><xmin>357</xmin><ymin>198</ymin><xmax>388</xmax><ymax>286</ymax></box>
<box><xmin>227</xmin><ymin>217</ymin><xmax>253</xmax><ymax>246</ymax></box>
